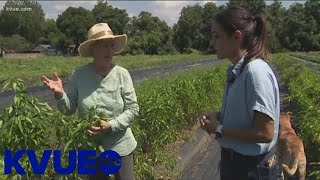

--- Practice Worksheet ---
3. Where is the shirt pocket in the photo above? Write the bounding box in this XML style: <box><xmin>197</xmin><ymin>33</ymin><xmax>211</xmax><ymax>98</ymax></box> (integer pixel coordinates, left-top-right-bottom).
<box><xmin>102</xmin><ymin>85</ymin><xmax>121</xmax><ymax>100</ymax></box>
<box><xmin>100</xmin><ymin>85</ymin><xmax>123</xmax><ymax>111</ymax></box>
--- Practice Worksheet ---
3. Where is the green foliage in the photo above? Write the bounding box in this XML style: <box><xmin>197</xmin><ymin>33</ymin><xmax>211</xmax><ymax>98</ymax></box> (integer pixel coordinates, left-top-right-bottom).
<box><xmin>289</xmin><ymin>52</ymin><xmax>320</xmax><ymax>64</ymax></box>
<box><xmin>1</xmin><ymin>78</ymin><xmax>58</xmax><ymax>179</ymax></box>
<box><xmin>304</xmin><ymin>0</ymin><xmax>320</xmax><ymax>29</ymax></box>
<box><xmin>92</xmin><ymin>1</ymin><xmax>129</xmax><ymax>35</ymax></box>
<box><xmin>1</xmin><ymin>1</ymin><xmax>320</xmax><ymax>54</ymax></box>
<box><xmin>0</xmin><ymin>1</ymin><xmax>20</xmax><ymax>36</ymax></box>
<box><xmin>0</xmin><ymin>78</ymin><xmax>104</xmax><ymax>180</ymax></box>
<box><xmin>124</xmin><ymin>11</ymin><xmax>176</xmax><ymax>55</ymax></box>
<box><xmin>0</xmin><ymin>64</ymin><xmax>227</xmax><ymax>179</ymax></box>
<box><xmin>17</xmin><ymin>0</ymin><xmax>45</xmax><ymax>45</ymax></box>
<box><xmin>201</xmin><ymin>2</ymin><xmax>222</xmax><ymax>54</ymax></box>
<box><xmin>273</xmin><ymin>53</ymin><xmax>320</xmax><ymax>179</ymax></box>
<box><xmin>0</xmin><ymin>35</ymin><xmax>32</xmax><ymax>52</ymax></box>
<box><xmin>0</xmin><ymin>0</ymin><xmax>46</xmax><ymax>45</ymax></box>
<box><xmin>265</xmin><ymin>0</ymin><xmax>287</xmax><ymax>53</ymax></box>
<box><xmin>124</xmin><ymin>64</ymin><xmax>226</xmax><ymax>179</ymax></box>
<box><xmin>173</xmin><ymin>4</ymin><xmax>205</xmax><ymax>53</ymax></box>
<box><xmin>281</xmin><ymin>3</ymin><xmax>319</xmax><ymax>51</ymax></box>
<box><xmin>0</xmin><ymin>53</ymin><xmax>214</xmax><ymax>87</ymax></box>
<box><xmin>39</xmin><ymin>19</ymin><xmax>66</xmax><ymax>50</ymax></box>
<box><xmin>56</xmin><ymin>7</ymin><xmax>96</xmax><ymax>54</ymax></box>
<box><xmin>228</xmin><ymin>0</ymin><xmax>267</xmax><ymax>15</ymax></box>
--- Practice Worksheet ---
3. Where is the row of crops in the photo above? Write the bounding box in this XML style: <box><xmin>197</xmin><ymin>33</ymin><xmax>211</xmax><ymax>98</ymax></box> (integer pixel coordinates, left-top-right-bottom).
<box><xmin>0</xmin><ymin>53</ymin><xmax>215</xmax><ymax>87</ymax></box>
<box><xmin>272</xmin><ymin>53</ymin><xmax>320</xmax><ymax>179</ymax></box>
<box><xmin>1</xmin><ymin>52</ymin><xmax>319</xmax><ymax>179</ymax></box>
<box><xmin>0</xmin><ymin>64</ymin><xmax>227</xmax><ymax>180</ymax></box>
<box><xmin>289</xmin><ymin>52</ymin><xmax>320</xmax><ymax>64</ymax></box>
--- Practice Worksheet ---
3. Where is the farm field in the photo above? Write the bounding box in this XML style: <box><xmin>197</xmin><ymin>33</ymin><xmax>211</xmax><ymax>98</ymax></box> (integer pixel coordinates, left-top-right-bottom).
<box><xmin>1</xmin><ymin>0</ymin><xmax>320</xmax><ymax>179</ymax></box>
<box><xmin>0</xmin><ymin>56</ymin><xmax>224</xmax><ymax>112</ymax></box>
<box><xmin>0</xmin><ymin>53</ymin><xmax>215</xmax><ymax>87</ymax></box>
<box><xmin>289</xmin><ymin>52</ymin><xmax>320</xmax><ymax>64</ymax></box>
<box><xmin>288</xmin><ymin>52</ymin><xmax>320</xmax><ymax>74</ymax></box>
<box><xmin>0</xmin><ymin>62</ymin><xmax>227</xmax><ymax>180</ymax></box>
<box><xmin>272</xmin><ymin>53</ymin><xmax>320</xmax><ymax>180</ymax></box>
<box><xmin>0</xmin><ymin>52</ymin><xmax>320</xmax><ymax>180</ymax></box>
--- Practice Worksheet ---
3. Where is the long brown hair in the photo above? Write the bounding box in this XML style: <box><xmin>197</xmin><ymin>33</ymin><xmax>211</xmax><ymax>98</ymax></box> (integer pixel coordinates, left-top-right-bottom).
<box><xmin>214</xmin><ymin>6</ymin><xmax>269</xmax><ymax>72</ymax></box>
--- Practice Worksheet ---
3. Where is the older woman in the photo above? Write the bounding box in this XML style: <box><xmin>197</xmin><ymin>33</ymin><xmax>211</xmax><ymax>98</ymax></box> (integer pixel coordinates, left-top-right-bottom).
<box><xmin>42</xmin><ymin>23</ymin><xmax>139</xmax><ymax>180</ymax></box>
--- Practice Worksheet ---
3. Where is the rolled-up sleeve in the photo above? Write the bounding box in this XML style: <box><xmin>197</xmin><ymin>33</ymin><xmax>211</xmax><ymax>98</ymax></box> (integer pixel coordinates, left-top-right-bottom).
<box><xmin>108</xmin><ymin>70</ymin><xmax>139</xmax><ymax>132</ymax></box>
<box><xmin>246</xmin><ymin>68</ymin><xmax>278</xmax><ymax>122</ymax></box>
<box><xmin>55</xmin><ymin>71</ymin><xmax>78</xmax><ymax>116</ymax></box>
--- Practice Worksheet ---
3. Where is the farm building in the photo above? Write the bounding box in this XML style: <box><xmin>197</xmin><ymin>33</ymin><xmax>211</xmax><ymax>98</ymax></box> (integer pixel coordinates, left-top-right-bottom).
<box><xmin>32</xmin><ymin>44</ymin><xmax>57</xmax><ymax>55</ymax></box>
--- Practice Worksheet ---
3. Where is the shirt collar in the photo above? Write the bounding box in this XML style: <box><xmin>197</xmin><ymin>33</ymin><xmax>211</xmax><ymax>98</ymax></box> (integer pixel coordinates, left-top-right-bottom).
<box><xmin>231</xmin><ymin>52</ymin><xmax>247</xmax><ymax>77</ymax></box>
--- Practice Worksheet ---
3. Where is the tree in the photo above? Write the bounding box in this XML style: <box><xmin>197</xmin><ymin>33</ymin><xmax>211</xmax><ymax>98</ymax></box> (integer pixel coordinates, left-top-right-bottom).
<box><xmin>0</xmin><ymin>0</ymin><xmax>45</xmax><ymax>45</ymax></box>
<box><xmin>19</xmin><ymin>0</ymin><xmax>46</xmax><ymax>44</ymax></box>
<box><xmin>173</xmin><ymin>4</ymin><xmax>205</xmax><ymax>53</ymax></box>
<box><xmin>0</xmin><ymin>1</ymin><xmax>20</xmax><ymax>36</ymax></box>
<box><xmin>56</xmin><ymin>7</ymin><xmax>96</xmax><ymax>54</ymax></box>
<box><xmin>0</xmin><ymin>34</ymin><xmax>31</xmax><ymax>52</ymax></box>
<box><xmin>201</xmin><ymin>2</ymin><xmax>222</xmax><ymax>53</ymax></box>
<box><xmin>39</xmin><ymin>19</ymin><xmax>66</xmax><ymax>50</ymax></box>
<box><xmin>304</xmin><ymin>0</ymin><xmax>320</xmax><ymax>35</ymax></box>
<box><xmin>282</xmin><ymin>3</ymin><xmax>318</xmax><ymax>51</ymax></box>
<box><xmin>92</xmin><ymin>1</ymin><xmax>129</xmax><ymax>35</ymax></box>
<box><xmin>228</xmin><ymin>0</ymin><xmax>266</xmax><ymax>15</ymax></box>
<box><xmin>124</xmin><ymin>11</ymin><xmax>175</xmax><ymax>55</ymax></box>
<box><xmin>265</xmin><ymin>0</ymin><xmax>286</xmax><ymax>52</ymax></box>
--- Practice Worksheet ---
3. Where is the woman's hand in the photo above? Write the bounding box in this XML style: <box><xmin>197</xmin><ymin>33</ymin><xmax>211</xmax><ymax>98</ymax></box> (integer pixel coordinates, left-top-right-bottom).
<box><xmin>199</xmin><ymin>111</ymin><xmax>220</xmax><ymax>135</ymax></box>
<box><xmin>42</xmin><ymin>72</ymin><xmax>64</xmax><ymax>96</ymax></box>
<box><xmin>88</xmin><ymin>120</ymin><xmax>111</xmax><ymax>135</ymax></box>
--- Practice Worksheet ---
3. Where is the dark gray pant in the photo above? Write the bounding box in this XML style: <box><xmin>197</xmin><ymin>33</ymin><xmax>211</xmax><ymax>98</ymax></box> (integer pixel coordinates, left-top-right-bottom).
<box><xmin>89</xmin><ymin>152</ymin><xmax>134</xmax><ymax>180</ymax></box>
<box><xmin>219</xmin><ymin>148</ymin><xmax>267</xmax><ymax>180</ymax></box>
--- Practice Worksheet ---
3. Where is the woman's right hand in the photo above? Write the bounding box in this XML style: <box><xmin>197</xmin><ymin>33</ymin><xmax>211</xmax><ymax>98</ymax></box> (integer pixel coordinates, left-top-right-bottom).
<box><xmin>199</xmin><ymin>111</ymin><xmax>220</xmax><ymax>134</ymax></box>
<box><xmin>42</xmin><ymin>72</ymin><xmax>64</xmax><ymax>96</ymax></box>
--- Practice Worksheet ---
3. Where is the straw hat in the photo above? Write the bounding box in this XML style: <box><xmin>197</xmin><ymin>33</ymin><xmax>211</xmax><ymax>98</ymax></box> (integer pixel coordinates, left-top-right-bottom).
<box><xmin>78</xmin><ymin>23</ymin><xmax>127</xmax><ymax>57</ymax></box>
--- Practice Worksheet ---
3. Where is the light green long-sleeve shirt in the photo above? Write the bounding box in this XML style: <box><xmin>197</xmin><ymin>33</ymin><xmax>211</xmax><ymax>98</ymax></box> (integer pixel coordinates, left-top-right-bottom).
<box><xmin>55</xmin><ymin>63</ymin><xmax>139</xmax><ymax>156</ymax></box>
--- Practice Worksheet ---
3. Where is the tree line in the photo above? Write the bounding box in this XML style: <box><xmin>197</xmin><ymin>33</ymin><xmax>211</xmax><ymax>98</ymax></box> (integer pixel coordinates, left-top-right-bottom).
<box><xmin>0</xmin><ymin>0</ymin><xmax>319</xmax><ymax>55</ymax></box>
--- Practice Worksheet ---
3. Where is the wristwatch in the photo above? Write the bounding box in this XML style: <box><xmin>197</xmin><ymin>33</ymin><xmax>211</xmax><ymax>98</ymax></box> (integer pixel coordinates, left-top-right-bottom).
<box><xmin>215</xmin><ymin>124</ymin><xmax>223</xmax><ymax>139</ymax></box>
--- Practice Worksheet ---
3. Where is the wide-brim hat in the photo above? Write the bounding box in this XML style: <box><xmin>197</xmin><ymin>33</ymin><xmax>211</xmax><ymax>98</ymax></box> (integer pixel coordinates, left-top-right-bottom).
<box><xmin>78</xmin><ymin>23</ymin><xmax>127</xmax><ymax>57</ymax></box>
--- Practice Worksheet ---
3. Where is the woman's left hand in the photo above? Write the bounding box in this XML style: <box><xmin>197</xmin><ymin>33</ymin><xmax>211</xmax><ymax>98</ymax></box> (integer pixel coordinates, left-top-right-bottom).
<box><xmin>88</xmin><ymin>120</ymin><xmax>111</xmax><ymax>135</ymax></box>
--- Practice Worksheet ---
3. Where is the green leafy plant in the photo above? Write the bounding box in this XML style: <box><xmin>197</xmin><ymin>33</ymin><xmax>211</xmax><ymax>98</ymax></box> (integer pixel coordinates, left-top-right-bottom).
<box><xmin>0</xmin><ymin>78</ymin><xmax>105</xmax><ymax>180</ymax></box>
<box><xmin>0</xmin><ymin>64</ymin><xmax>227</xmax><ymax>179</ymax></box>
<box><xmin>273</xmin><ymin>53</ymin><xmax>320</xmax><ymax>179</ymax></box>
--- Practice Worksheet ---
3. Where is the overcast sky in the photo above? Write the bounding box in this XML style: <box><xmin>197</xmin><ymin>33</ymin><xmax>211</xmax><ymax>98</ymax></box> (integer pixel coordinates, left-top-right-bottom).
<box><xmin>0</xmin><ymin>1</ymin><xmax>306</xmax><ymax>27</ymax></box>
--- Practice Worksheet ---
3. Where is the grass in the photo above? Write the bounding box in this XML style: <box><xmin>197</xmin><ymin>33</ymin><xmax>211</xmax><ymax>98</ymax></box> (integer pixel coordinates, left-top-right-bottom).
<box><xmin>0</xmin><ymin>53</ymin><xmax>216</xmax><ymax>86</ymax></box>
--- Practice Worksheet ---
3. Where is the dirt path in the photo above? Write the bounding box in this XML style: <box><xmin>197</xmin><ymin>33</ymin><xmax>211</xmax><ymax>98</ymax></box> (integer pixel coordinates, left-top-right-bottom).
<box><xmin>270</xmin><ymin>64</ymin><xmax>293</xmax><ymax>112</ymax></box>
<box><xmin>180</xmin><ymin>135</ymin><xmax>220</xmax><ymax>180</ymax></box>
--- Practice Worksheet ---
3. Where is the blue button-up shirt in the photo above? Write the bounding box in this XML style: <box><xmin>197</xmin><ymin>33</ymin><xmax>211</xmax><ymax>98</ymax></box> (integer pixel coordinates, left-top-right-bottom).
<box><xmin>218</xmin><ymin>55</ymin><xmax>280</xmax><ymax>156</ymax></box>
